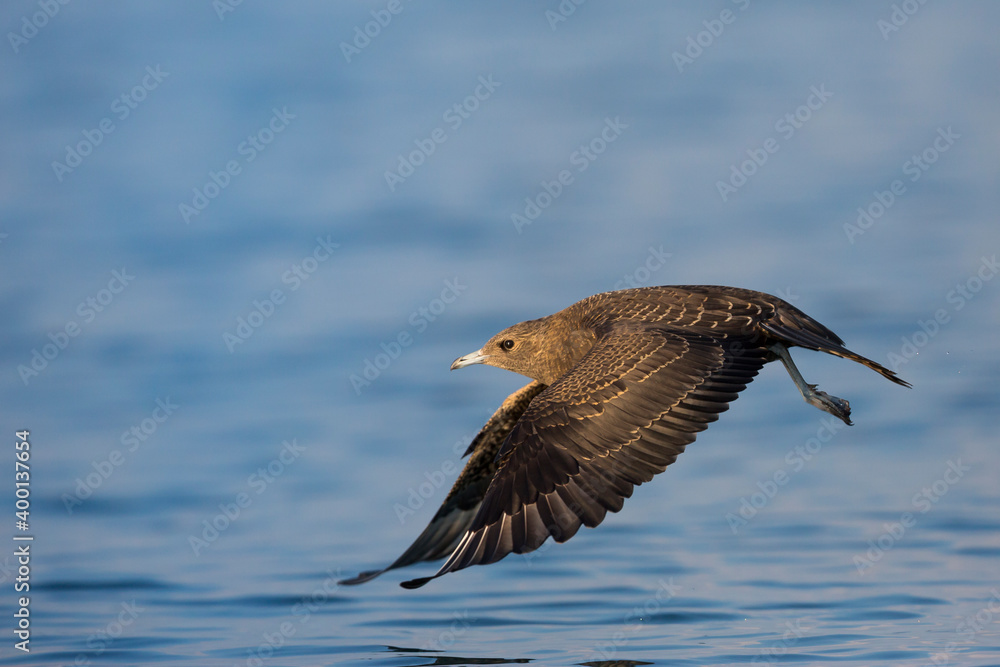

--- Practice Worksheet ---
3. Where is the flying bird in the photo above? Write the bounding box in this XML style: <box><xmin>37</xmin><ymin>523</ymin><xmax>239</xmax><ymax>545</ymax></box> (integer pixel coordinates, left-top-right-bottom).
<box><xmin>340</xmin><ymin>285</ymin><xmax>909</xmax><ymax>588</ymax></box>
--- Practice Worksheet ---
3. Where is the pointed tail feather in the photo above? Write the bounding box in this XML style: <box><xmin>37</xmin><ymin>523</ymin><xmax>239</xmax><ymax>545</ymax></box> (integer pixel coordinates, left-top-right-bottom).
<box><xmin>761</xmin><ymin>318</ymin><xmax>910</xmax><ymax>388</ymax></box>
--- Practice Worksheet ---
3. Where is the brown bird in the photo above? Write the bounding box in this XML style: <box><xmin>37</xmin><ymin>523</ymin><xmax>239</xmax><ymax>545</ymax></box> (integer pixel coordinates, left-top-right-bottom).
<box><xmin>340</xmin><ymin>285</ymin><xmax>909</xmax><ymax>589</ymax></box>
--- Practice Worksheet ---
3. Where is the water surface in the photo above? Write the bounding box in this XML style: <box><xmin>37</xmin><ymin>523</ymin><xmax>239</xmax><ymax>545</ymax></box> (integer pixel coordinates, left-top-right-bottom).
<box><xmin>2</xmin><ymin>2</ymin><xmax>999</xmax><ymax>665</ymax></box>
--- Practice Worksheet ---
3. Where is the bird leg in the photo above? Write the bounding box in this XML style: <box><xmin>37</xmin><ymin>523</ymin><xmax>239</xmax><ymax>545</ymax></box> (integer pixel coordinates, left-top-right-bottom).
<box><xmin>769</xmin><ymin>342</ymin><xmax>853</xmax><ymax>425</ymax></box>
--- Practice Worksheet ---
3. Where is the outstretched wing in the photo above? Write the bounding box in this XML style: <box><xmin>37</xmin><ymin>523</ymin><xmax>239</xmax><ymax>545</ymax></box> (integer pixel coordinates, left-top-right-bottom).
<box><xmin>339</xmin><ymin>381</ymin><xmax>545</xmax><ymax>585</ymax></box>
<box><xmin>402</xmin><ymin>323</ymin><xmax>768</xmax><ymax>588</ymax></box>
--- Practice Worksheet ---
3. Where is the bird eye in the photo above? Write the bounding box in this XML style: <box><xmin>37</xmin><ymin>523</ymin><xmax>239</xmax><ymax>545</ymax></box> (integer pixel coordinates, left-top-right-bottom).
<box><xmin>500</xmin><ymin>339</ymin><xmax>515</xmax><ymax>351</ymax></box>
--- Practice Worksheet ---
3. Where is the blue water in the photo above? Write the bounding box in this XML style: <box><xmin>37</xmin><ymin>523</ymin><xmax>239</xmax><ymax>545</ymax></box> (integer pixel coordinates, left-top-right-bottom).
<box><xmin>2</xmin><ymin>2</ymin><xmax>999</xmax><ymax>665</ymax></box>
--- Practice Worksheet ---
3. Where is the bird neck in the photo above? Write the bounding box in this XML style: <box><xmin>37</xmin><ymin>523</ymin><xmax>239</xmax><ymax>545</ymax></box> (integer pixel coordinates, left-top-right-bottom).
<box><xmin>533</xmin><ymin>316</ymin><xmax>595</xmax><ymax>385</ymax></box>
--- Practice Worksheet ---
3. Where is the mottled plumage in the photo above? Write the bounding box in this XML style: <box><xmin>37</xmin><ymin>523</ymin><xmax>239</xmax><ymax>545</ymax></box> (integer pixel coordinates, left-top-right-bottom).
<box><xmin>340</xmin><ymin>285</ymin><xmax>909</xmax><ymax>589</ymax></box>
<box><xmin>338</xmin><ymin>381</ymin><xmax>544</xmax><ymax>585</ymax></box>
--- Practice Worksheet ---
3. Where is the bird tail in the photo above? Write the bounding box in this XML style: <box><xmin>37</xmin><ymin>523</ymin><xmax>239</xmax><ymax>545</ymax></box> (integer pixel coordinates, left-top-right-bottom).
<box><xmin>761</xmin><ymin>308</ymin><xmax>911</xmax><ymax>388</ymax></box>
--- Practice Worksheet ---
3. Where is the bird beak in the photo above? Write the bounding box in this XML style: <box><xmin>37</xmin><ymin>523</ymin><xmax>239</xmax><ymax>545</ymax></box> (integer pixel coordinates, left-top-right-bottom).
<box><xmin>451</xmin><ymin>348</ymin><xmax>489</xmax><ymax>370</ymax></box>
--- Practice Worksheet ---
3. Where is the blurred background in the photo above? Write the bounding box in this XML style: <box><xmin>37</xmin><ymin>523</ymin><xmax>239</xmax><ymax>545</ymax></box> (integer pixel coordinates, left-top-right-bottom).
<box><xmin>1</xmin><ymin>2</ymin><xmax>998</xmax><ymax>665</ymax></box>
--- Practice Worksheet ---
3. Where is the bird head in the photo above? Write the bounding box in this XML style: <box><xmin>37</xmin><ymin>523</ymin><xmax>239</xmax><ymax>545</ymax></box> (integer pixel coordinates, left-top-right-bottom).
<box><xmin>451</xmin><ymin>316</ymin><xmax>592</xmax><ymax>386</ymax></box>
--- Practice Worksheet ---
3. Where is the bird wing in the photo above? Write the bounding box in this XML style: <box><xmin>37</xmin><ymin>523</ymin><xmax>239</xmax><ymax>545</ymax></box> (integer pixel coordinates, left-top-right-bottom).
<box><xmin>339</xmin><ymin>381</ymin><xmax>545</xmax><ymax>585</ymax></box>
<box><xmin>402</xmin><ymin>322</ymin><xmax>768</xmax><ymax>588</ymax></box>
